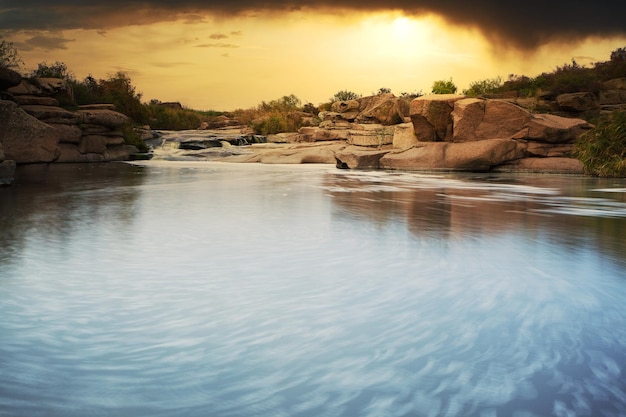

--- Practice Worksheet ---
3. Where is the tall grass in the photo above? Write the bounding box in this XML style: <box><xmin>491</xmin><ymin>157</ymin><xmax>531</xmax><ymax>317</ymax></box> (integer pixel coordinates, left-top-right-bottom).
<box><xmin>574</xmin><ymin>111</ymin><xmax>626</xmax><ymax>177</ymax></box>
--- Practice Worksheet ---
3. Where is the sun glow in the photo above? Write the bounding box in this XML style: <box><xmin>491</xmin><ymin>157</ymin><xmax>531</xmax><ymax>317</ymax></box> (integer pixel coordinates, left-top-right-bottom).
<box><xmin>391</xmin><ymin>16</ymin><xmax>414</xmax><ymax>39</ymax></box>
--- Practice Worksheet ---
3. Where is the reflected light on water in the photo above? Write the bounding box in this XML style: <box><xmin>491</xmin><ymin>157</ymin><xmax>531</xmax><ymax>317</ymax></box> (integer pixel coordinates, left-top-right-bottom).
<box><xmin>0</xmin><ymin>162</ymin><xmax>625</xmax><ymax>417</ymax></box>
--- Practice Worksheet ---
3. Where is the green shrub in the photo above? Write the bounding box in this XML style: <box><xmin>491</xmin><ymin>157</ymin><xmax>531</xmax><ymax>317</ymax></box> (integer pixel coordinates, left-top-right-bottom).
<box><xmin>121</xmin><ymin>124</ymin><xmax>148</xmax><ymax>153</ymax></box>
<box><xmin>431</xmin><ymin>78</ymin><xmax>457</xmax><ymax>94</ymax></box>
<box><xmin>146</xmin><ymin>105</ymin><xmax>204</xmax><ymax>130</ymax></box>
<box><xmin>72</xmin><ymin>72</ymin><xmax>149</xmax><ymax>124</ymax></box>
<box><xmin>329</xmin><ymin>90</ymin><xmax>361</xmax><ymax>102</ymax></box>
<box><xmin>31</xmin><ymin>61</ymin><xmax>74</xmax><ymax>80</ymax></box>
<box><xmin>463</xmin><ymin>76</ymin><xmax>502</xmax><ymax>96</ymax></box>
<box><xmin>253</xmin><ymin>114</ymin><xmax>286</xmax><ymax>135</ymax></box>
<box><xmin>574</xmin><ymin>111</ymin><xmax>626</xmax><ymax>177</ymax></box>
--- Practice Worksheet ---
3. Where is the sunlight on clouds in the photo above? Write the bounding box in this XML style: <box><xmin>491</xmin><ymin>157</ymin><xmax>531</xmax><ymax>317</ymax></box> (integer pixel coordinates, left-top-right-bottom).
<box><xmin>10</xmin><ymin>11</ymin><xmax>626</xmax><ymax>111</ymax></box>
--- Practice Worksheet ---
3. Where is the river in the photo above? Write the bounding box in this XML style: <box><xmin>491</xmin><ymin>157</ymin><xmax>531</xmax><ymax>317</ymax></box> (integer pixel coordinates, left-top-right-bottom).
<box><xmin>1</xmin><ymin>161</ymin><xmax>625</xmax><ymax>417</ymax></box>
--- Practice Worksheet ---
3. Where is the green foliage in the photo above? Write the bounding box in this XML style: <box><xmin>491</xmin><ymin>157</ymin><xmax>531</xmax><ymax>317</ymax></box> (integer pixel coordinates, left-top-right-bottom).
<box><xmin>495</xmin><ymin>47</ymin><xmax>626</xmax><ymax>98</ymax></box>
<box><xmin>431</xmin><ymin>78</ymin><xmax>457</xmax><ymax>94</ymax></box>
<box><xmin>0</xmin><ymin>38</ymin><xmax>23</xmax><ymax>69</ymax></box>
<box><xmin>31</xmin><ymin>61</ymin><xmax>75</xmax><ymax>80</ymax></box>
<box><xmin>258</xmin><ymin>94</ymin><xmax>301</xmax><ymax>112</ymax></box>
<box><xmin>574</xmin><ymin>111</ymin><xmax>626</xmax><ymax>177</ymax></box>
<box><xmin>541</xmin><ymin>60</ymin><xmax>601</xmax><ymax>95</ymax></box>
<box><xmin>146</xmin><ymin>104</ymin><xmax>205</xmax><ymax>130</ymax></box>
<box><xmin>242</xmin><ymin>94</ymin><xmax>312</xmax><ymax>134</ymax></box>
<box><xmin>329</xmin><ymin>90</ymin><xmax>361</xmax><ymax>102</ymax></box>
<box><xmin>377</xmin><ymin>87</ymin><xmax>392</xmax><ymax>95</ymax></box>
<box><xmin>253</xmin><ymin>114</ymin><xmax>287</xmax><ymax>135</ymax></box>
<box><xmin>463</xmin><ymin>76</ymin><xmax>502</xmax><ymax>96</ymax></box>
<box><xmin>73</xmin><ymin>72</ymin><xmax>149</xmax><ymax>124</ymax></box>
<box><xmin>501</xmin><ymin>74</ymin><xmax>542</xmax><ymax>97</ymax></box>
<box><xmin>252</xmin><ymin>111</ymin><xmax>304</xmax><ymax>135</ymax></box>
<box><xmin>121</xmin><ymin>124</ymin><xmax>148</xmax><ymax>153</ymax></box>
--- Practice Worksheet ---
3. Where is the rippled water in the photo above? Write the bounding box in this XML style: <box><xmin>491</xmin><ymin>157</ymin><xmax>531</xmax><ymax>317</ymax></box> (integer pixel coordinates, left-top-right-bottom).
<box><xmin>1</xmin><ymin>162</ymin><xmax>625</xmax><ymax>417</ymax></box>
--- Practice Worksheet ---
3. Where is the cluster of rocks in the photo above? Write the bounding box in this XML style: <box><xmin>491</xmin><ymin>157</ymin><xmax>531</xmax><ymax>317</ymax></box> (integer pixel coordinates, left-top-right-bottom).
<box><xmin>212</xmin><ymin>87</ymin><xmax>626</xmax><ymax>173</ymax></box>
<box><xmin>0</xmin><ymin>68</ymin><xmax>140</xmax><ymax>185</ymax></box>
<box><xmin>506</xmin><ymin>78</ymin><xmax>626</xmax><ymax>118</ymax></box>
<box><xmin>3</xmin><ymin>61</ymin><xmax>626</xmax><ymax>182</ymax></box>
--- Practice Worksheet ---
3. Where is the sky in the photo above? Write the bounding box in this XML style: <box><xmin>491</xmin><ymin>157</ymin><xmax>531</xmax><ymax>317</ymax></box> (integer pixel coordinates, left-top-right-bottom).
<box><xmin>1</xmin><ymin>1</ymin><xmax>626</xmax><ymax>111</ymax></box>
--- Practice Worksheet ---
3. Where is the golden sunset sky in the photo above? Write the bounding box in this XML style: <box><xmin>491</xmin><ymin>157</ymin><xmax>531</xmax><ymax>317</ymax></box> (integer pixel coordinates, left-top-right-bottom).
<box><xmin>1</xmin><ymin>1</ymin><xmax>625</xmax><ymax>111</ymax></box>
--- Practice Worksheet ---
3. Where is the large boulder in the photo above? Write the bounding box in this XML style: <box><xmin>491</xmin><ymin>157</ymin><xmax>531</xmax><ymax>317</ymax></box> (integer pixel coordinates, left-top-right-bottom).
<box><xmin>527</xmin><ymin>113</ymin><xmax>592</xmax><ymax>143</ymax></box>
<box><xmin>392</xmin><ymin>123</ymin><xmax>419</xmax><ymax>149</ymax></box>
<box><xmin>229</xmin><ymin>142</ymin><xmax>343</xmax><ymax>164</ymax></box>
<box><xmin>267</xmin><ymin>132</ymin><xmax>300</xmax><ymax>143</ymax></box>
<box><xmin>50</xmin><ymin>123</ymin><xmax>83</xmax><ymax>144</ymax></box>
<box><xmin>318</xmin><ymin>111</ymin><xmax>358</xmax><ymax>123</ymax></box>
<box><xmin>347</xmin><ymin>124</ymin><xmax>394</xmax><ymax>147</ymax></box>
<box><xmin>331</xmin><ymin>100</ymin><xmax>360</xmax><ymax>113</ymax></box>
<box><xmin>297</xmin><ymin>126</ymin><xmax>348</xmax><ymax>142</ymax></box>
<box><xmin>452</xmin><ymin>99</ymin><xmax>530</xmax><ymax>142</ymax></box>
<box><xmin>380</xmin><ymin>138</ymin><xmax>522</xmax><ymax>172</ymax></box>
<box><xmin>356</xmin><ymin>94</ymin><xmax>409</xmax><ymax>125</ymax></box>
<box><xmin>318</xmin><ymin>119</ymin><xmax>353</xmax><ymax>130</ymax></box>
<box><xmin>452</xmin><ymin>98</ymin><xmax>592</xmax><ymax>144</ymax></box>
<box><xmin>79</xmin><ymin>135</ymin><xmax>124</xmax><ymax>154</ymax></box>
<box><xmin>409</xmin><ymin>94</ymin><xmax>465</xmax><ymax>142</ymax></box>
<box><xmin>524</xmin><ymin>142</ymin><xmax>574</xmax><ymax>158</ymax></box>
<box><xmin>20</xmin><ymin>105</ymin><xmax>80</xmax><ymax>124</ymax></box>
<box><xmin>56</xmin><ymin>143</ymin><xmax>105</xmax><ymax>163</ymax></box>
<box><xmin>0</xmin><ymin>100</ymin><xmax>60</xmax><ymax>163</ymax></box>
<box><xmin>78</xmin><ymin>109</ymin><xmax>130</xmax><ymax>129</ymax></box>
<box><xmin>335</xmin><ymin>146</ymin><xmax>390</xmax><ymax>169</ymax></box>
<box><xmin>556</xmin><ymin>92</ymin><xmax>599</xmax><ymax>112</ymax></box>
<box><xmin>13</xmin><ymin>95</ymin><xmax>60</xmax><ymax>106</ymax></box>
<box><xmin>0</xmin><ymin>67</ymin><xmax>22</xmax><ymax>90</ymax></box>
<box><xmin>599</xmin><ymin>90</ymin><xmax>626</xmax><ymax>105</ymax></box>
<box><xmin>495</xmin><ymin>157</ymin><xmax>583</xmax><ymax>174</ymax></box>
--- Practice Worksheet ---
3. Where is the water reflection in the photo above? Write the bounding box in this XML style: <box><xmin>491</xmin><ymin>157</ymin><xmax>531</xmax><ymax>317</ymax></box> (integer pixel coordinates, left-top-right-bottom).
<box><xmin>0</xmin><ymin>163</ymin><xmax>625</xmax><ymax>417</ymax></box>
<box><xmin>0</xmin><ymin>163</ymin><xmax>145</xmax><ymax>270</ymax></box>
<box><xmin>324</xmin><ymin>171</ymin><xmax>626</xmax><ymax>266</ymax></box>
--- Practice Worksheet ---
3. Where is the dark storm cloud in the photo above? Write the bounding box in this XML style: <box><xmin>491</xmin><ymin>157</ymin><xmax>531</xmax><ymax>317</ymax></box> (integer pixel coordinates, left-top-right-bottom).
<box><xmin>17</xmin><ymin>33</ymin><xmax>75</xmax><ymax>51</ymax></box>
<box><xmin>1</xmin><ymin>1</ymin><xmax>625</xmax><ymax>50</ymax></box>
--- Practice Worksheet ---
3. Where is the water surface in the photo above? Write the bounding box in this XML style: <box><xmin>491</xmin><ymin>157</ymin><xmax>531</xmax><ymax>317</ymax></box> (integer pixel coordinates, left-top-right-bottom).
<box><xmin>1</xmin><ymin>162</ymin><xmax>625</xmax><ymax>417</ymax></box>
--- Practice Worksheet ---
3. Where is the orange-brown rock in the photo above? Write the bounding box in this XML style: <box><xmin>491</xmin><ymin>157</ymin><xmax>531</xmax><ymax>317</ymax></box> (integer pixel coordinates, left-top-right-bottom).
<box><xmin>335</xmin><ymin>146</ymin><xmax>390</xmax><ymax>169</ymax></box>
<box><xmin>356</xmin><ymin>94</ymin><xmax>409</xmax><ymax>125</ymax></box>
<box><xmin>494</xmin><ymin>157</ymin><xmax>584</xmax><ymax>174</ymax></box>
<box><xmin>409</xmin><ymin>94</ymin><xmax>465</xmax><ymax>142</ymax></box>
<box><xmin>380</xmin><ymin>138</ymin><xmax>522</xmax><ymax>172</ymax></box>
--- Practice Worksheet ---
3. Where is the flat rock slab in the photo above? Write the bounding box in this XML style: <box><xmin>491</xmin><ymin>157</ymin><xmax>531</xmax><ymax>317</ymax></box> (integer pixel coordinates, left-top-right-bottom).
<box><xmin>494</xmin><ymin>157</ymin><xmax>584</xmax><ymax>174</ymax></box>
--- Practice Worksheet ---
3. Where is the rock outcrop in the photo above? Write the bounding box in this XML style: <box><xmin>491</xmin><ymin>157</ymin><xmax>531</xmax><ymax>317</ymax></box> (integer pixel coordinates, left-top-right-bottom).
<box><xmin>4</xmin><ymin>66</ymin><xmax>625</xmax><ymax>178</ymax></box>
<box><xmin>0</xmin><ymin>100</ymin><xmax>61</xmax><ymax>163</ymax></box>
<box><xmin>149</xmin><ymin>92</ymin><xmax>597</xmax><ymax>174</ymax></box>
<box><xmin>330</xmin><ymin>94</ymin><xmax>594</xmax><ymax>173</ymax></box>
<box><xmin>0</xmin><ymin>71</ymin><xmax>139</xmax><ymax>180</ymax></box>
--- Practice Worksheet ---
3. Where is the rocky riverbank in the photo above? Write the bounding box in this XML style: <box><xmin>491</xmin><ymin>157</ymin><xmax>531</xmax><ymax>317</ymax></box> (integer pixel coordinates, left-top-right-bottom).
<box><xmin>3</xmin><ymin>64</ymin><xmax>626</xmax><ymax>185</ymax></box>
<box><xmin>149</xmin><ymin>92</ymin><xmax>605</xmax><ymax>174</ymax></box>
<box><xmin>0</xmin><ymin>68</ymin><xmax>141</xmax><ymax>185</ymax></box>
